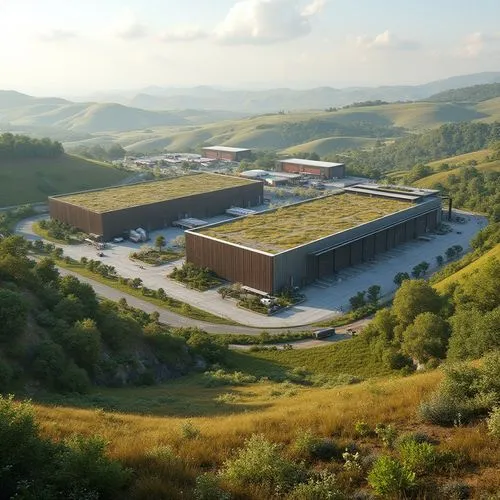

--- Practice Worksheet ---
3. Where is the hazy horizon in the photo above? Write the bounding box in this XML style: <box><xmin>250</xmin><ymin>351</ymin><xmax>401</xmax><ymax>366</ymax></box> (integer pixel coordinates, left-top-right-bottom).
<box><xmin>1</xmin><ymin>0</ymin><xmax>500</xmax><ymax>96</ymax></box>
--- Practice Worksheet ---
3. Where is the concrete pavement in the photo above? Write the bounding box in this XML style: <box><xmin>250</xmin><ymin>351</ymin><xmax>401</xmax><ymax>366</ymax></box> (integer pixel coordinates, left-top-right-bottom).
<box><xmin>16</xmin><ymin>210</ymin><xmax>487</xmax><ymax>328</ymax></box>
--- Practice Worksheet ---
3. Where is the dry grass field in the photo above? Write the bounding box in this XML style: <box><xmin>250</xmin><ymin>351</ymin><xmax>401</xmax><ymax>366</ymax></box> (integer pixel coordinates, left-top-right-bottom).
<box><xmin>201</xmin><ymin>194</ymin><xmax>410</xmax><ymax>253</ymax></box>
<box><xmin>33</xmin><ymin>367</ymin><xmax>500</xmax><ymax>499</ymax></box>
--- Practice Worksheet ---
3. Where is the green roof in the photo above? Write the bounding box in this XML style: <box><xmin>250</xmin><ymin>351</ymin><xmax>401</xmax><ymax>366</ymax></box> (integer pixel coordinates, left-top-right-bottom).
<box><xmin>53</xmin><ymin>173</ymin><xmax>257</xmax><ymax>213</ymax></box>
<box><xmin>199</xmin><ymin>194</ymin><xmax>411</xmax><ymax>253</ymax></box>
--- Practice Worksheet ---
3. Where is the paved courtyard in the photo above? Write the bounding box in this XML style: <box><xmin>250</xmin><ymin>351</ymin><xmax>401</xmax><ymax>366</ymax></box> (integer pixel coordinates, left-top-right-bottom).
<box><xmin>17</xmin><ymin>210</ymin><xmax>488</xmax><ymax>328</ymax></box>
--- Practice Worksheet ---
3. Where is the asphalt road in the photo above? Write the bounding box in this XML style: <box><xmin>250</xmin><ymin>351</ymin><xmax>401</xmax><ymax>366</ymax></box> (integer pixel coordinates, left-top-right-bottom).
<box><xmin>57</xmin><ymin>267</ymin><xmax>370</xmax><ymax>346</ymax></box>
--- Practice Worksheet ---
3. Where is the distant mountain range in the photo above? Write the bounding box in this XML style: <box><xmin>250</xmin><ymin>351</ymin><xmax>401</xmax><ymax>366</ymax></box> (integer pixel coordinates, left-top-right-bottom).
<box><xmin>81</xmin><ymin>72</ymin><xmax>500</xmax><ymax>113</ymax></box>
<box><xmin>1</xmin><ymin>71</ymin><xmax>500</xmax><ymax>154</ymax></box>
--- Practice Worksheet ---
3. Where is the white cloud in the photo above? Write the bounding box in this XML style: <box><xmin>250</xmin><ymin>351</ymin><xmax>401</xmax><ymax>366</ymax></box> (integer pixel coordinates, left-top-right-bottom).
<box><xmin>113</xmin><ymin>9</ymin><xmax>147</xmax><ymax>40</ymax></box>
<box><xmin>356</xmin><ymin>30</ymin><xmax>420</xmax><ymax>51</ymax></box>
<box><xmin>461</xmin><ymin>32</ymin><xmax>500</xmax><ymax>58</ymax></box>
<box><xmin>38</xmin><ymin>29</ymin><xmax>78</xmax><ymax>42</ymax></box>
<box><xmin>302</xmin><ymin>0</ymin><xmax>325</xmax><ymax>17</ymax></box>
<box><xmin>160</xmin><ymin>26</ymin><xmax>208</xmax><ymax>43</ymax></box>
<box><xmin>214</xmin><ymin>0</ymin><xmax>325</xmax><ymax>45</ymax></box>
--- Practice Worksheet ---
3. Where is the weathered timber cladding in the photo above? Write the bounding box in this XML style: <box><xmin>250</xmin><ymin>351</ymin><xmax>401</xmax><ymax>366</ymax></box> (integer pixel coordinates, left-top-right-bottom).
<box><xmin>49</xmin><ymin>182</ymin><xmax>263</xmax><ymax>241</ymax></box>
<box><xmin>186</xmin><ymin>199</ymin><xmax>441</xmax><ymax>293</ymax></box>
<box><xmin>185</xmin><ymin>233</ymin><xmax>274</xmax><ymax>294</ymax></box>
<box><xmin>48</xmin><ymin>198</ymin><xmax>104</xmax><ymax>236</ymax></box>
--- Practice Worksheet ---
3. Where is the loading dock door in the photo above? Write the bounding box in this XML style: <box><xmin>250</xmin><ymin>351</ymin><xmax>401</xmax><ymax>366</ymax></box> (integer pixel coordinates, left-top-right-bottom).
<box><xmin>318</xmin><ymin>250</ymin><xmax>334</xmax><ymax>277</ymax></box>
<box><xmin>334</xmin><ymin>245</ymin><xmax>350</xmax><ymax>271</ymax></box>
<box><xmin>363</xmin><ymin>235</ymin><xmax>376</xmax><ymax>260</ymax></box>
<box><xmin>306</xmin><ymin>254</ymin><xmax>319</xmax><ymax>283</ymax></box>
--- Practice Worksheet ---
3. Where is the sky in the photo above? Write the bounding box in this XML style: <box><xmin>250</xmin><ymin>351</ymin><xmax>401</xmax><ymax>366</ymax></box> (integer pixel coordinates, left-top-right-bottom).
<box><xmin>1</xmin><ymin>0</ymin><xmax>500</xmax><ymax>96</ymax></box>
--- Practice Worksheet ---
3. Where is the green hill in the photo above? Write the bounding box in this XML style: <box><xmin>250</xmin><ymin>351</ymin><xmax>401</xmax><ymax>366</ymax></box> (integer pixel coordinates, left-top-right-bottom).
<box><xmin>281</xmin><ymin>136</ymin><xmax>378</xmax><ymax>155</ymax></box>
<box><xmin>427</xmin><ymin>83</ymin><xmax>500</xmax><ymax>103</ymax></box>
<box><xmin>415</xmin><ymin>159</ymin><xmax>500</xmax><ymax>189</ymax></box>
<box><xmin>426</xmin><ymin>148</ymin><xmax>492</xmax><ymax>169</ymax></box>
<box><xmin>112</xmin><ymin>101</ymin><xmax>498</xmax><ymax>155</ymax></box>
<box><xmin>434</xmin><ymin>243</ymin><xmax>500</xmax><ymax>292</ymax></box>
<box><xmin>0</xmin><ymin>153</ymin><xmax>129</xmax><ymax>206</ymax></box>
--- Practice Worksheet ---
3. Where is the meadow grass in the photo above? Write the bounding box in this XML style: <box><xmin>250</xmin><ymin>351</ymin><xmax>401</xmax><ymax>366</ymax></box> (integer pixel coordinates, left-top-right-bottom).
<box><xmin>56</xmin><ymin>172</ymin><xmax>255</xmax><ymax>212</ymax></box>
<box><xmin>31</xmin><ymin>367</ymin><xmax>500</xmax><ymax>498</ymax></box>
<box><xmin>0</xmin><ymin>154</ymin><xmax>128</xmax><ymax>207</ymax></box>
<box><xmin>201</xmin><ymin>194</ymin><xmax>410</xmax><ymax>253</ymax></box>
<box><xmin>232</xmin><ymin>336</ymin><xmax>392</xmax><ymax>379</ymax></box>
<box><xmin>415</xmin><ymin>159</ymin><xmax>500</xmax><ymax>189</ymax></box>
<box><xmin>434</xmin><ymin>243</ymin><xmax>500</xmax><ymax>292</ymax></box>
<box><xmin>55</xmin><ymin>259</ymin><xmax>239</xmax><ymax>326</ymax></box>
<box><xmin>425</xmin><ymin>148</ymin><xmax>492</xmax><ymax>169</ymax></box>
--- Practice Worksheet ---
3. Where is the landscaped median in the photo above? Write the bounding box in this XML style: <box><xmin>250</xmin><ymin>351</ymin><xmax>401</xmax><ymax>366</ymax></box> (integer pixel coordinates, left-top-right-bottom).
<box><xmin>30</xmin><ymin>241</ymin><xmax>239</xmax><ymax>326</ymax></box>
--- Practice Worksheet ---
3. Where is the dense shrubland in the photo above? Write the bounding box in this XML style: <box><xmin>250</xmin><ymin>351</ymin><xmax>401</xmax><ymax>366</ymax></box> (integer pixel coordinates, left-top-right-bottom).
<box><xmin>0</xmin><ymin>235</ymin><xmax>227</xmax><ymax>394</ymax></box>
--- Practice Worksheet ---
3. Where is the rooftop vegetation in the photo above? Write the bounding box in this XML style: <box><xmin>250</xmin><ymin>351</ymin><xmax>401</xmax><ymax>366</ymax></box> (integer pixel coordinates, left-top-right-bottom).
<box><xmin>200</xmin><ymin>194</ymin><xmax>410</xmax><ymax>253</ymax></box>
<box><xmin>54</xmin><ymin>173</ymin><xmax>255</xmax><ymax>213</ymax></box>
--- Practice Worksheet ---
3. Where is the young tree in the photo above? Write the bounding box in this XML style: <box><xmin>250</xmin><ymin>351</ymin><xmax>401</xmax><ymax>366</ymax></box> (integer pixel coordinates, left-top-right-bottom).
<box><xmin>367</xmin><ymin>285</ymin><xmax>381</xmax><ymax>305</ymax></box>
<box><xmin>34</xmin><ymin>257</ymin><xmax>59</xmax><ymax>284</ymax></box>
<box><xmin>419</xmin><ymin>261</ymin><xmax>430</xmax><ymax>276</ymax></box>
<box><xmin>349</xmin><ymin>291</ymin><xmax>366</xmax><ymax>310</ymax></box>
<box><xmin>393</xmin><ymin>272</ymin><xmax>410</xmax><ymax>287</ymax></box>
<box><xmin>392</xmin><ymin>280</ymin><xmax>442</xmax><ymax>328</ymax></box>
<box><xmin>402</xmin><ymin>312</ymin><xmax>449</xmax><ymax>363</ymax></box>
<box><xmin>411</xmin><ymin>265</ymin><xmax>423</xmax><ymax>279</ymax></box>
<box><xmin>445</xmin><ymin>247</ymin><xmax>456</xmax><ymax>261</ymax></box>
<box><xmin>155</xmin><ymin>235</ymin><xmax>166</xmax><ymax>252</ymax></box>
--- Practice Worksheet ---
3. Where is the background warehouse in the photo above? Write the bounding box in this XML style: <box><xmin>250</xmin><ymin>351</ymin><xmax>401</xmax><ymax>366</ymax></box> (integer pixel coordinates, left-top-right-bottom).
<box><xmin>49</xmin><ymin>173</ymin><xmax>263</xmax><ymax>241</ymax></box>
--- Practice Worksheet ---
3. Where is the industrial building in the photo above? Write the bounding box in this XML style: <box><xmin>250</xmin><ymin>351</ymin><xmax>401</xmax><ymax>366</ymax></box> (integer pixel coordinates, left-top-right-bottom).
<box><xmin>202</xmin><ymin>146</ymin><xmax>252</xmax><ymax>162</ymax></box>
<box><xmin>185</xmin><ymin>185</ymin><xmax>442</xmax><ymax>294</ymax></box>
<box><xmin>240</xmin><ymin>169</ymin><xmax>302</xmax><ymax>186</ymax></box>
<box><xmin>49</xmin><ymin>173</ymin><xmax>263</xmax><ymax>241</ymax></box>
<box><xmin>276</xmin><ymin>159</ymin><xmax>346</xmax><ymax>179</ymax></box>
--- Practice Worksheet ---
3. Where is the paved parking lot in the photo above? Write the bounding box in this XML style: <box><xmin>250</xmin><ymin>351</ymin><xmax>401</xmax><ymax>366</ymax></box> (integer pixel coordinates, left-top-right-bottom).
<box><xmin>17</xmin><ymin>210</ymin><xmax>488</xmax><ymax>328</ymax></box>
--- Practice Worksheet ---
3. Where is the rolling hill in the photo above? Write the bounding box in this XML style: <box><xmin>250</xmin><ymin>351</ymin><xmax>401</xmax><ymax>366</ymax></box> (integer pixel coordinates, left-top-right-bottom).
<box><xmin>415</xmin><ymin>158</ymin><xmax>500</xmax><ymax>189</ymax></box>
<box><xmin>84</xmin><ymin>71</ymin><xmax>500</xmax><ymax>112</ymax></box>
<box><xmin>434</xmin><ymin>243</ymin><xmax>500</xmax><ymax>292</ymax></box>
<box><xmin>0</xmin><ymin>153</ymin><xmax>129</xmax><ymax>206</ymax></box>
<box><xmin>100</xmin><ymin>100</ymin><xmax>500</xmax><ymax>154</ymax></box>
<box><xmin>3</xmin><ymin>77</ymin><xmax>500</xmax><ymax>156</ymax></box>
<box><xmin>427</xmin><ymin>82</ymin><xmax>500</xmax><ymax>103</ymax></box>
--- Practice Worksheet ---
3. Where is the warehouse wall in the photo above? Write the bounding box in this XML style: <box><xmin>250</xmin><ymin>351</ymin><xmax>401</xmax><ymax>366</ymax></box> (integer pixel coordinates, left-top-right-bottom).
<box><xmin>273</xmin><ymin>199</ymin><xmax>441</xmax><ymax>291</ymax></box>
<box><xmin>185</xmin><ymin>197</ymin><xmax>441</xmax><ymax>294</ymax></box>
<box><xmin>50</xmin><ymin>181</ymin><xmax>263</xmax><ymax>241</ymax></box>
<box><xmin>278</xmin><ymin>162</ymin><xmax>345</xmax><ymax>179</ymax></box>
<box><xmin>185</xmin><ymin>233</ymin><xmax>274</xmax><ymax>294</ymax></box>
<box><xmin>49</xmin><ymin>198</ymin><xmax>103</xmax><ymax>236</ymax></box>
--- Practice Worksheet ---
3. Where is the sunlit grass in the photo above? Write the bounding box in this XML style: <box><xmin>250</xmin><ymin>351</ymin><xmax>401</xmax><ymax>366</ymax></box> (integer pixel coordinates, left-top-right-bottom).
<box><xmin>56</xmin><ymin>172</ymin><xmax>256</xmax><ymax>213</ymax></box>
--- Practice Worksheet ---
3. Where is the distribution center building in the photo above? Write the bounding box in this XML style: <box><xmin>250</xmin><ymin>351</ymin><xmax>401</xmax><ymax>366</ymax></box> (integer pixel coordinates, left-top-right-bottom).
<box><xmin>185</xmin><ymin>185</ymin><xmax>442</xmax><ymax>294</ymax></box>
<box><xmin>202</xmin><ymin>146</ymin><xmax>252</xmax><ymax>162</ymax></box>
<box><xmin>49</xmin><ymin>173</ymin><xmax>263</xmax><ymax>241</ymax></box>
<box><xmin>276</xmin><ymin>158</ymin><xmax>346</xmax><ymax>179</ymax></box>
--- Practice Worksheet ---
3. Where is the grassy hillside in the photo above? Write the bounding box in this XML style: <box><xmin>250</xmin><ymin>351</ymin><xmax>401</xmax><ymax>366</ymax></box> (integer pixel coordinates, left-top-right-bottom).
<box><xmin>281</xmin><ymin>136</ymin><xmax>377</xmax><ymax>155</ymax></box>
<box><xmin>31</xmin><ymin>366</ymin><xmax>500</xmax><ymax>498</ymax></box>
<box><xmin>427</xmin><ymin>82</ymin><xmax>500</xmax><ymax>103</ymax></box>
<box><xmin>0</xmin><ymin>153</ymin><xmax>129</xmax><ymax>206</ymax></box>
<box><xmin>415</xmin><ymin>159</ymin><xmax>500</xmax><ymax>188</ymax></box>
<box><xmin>111</xmin><ymin>101</ymin><xmax>500</xmax><ymax>154</ymax></box>
<box><xmin>434</xmin><ymin>243</ymin><xmax>500</xmax><ymax>292</ymax></box>
<box><xmin>425</xmin><ymin>148</ymin><xmax>492</xmax><ymax>169</ymax></box>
